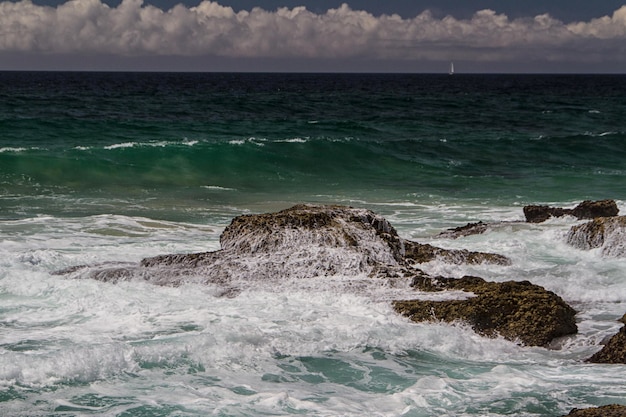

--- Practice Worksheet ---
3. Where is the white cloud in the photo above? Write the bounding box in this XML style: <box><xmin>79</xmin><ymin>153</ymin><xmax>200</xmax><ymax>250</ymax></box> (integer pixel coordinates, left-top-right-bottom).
<box><xmin>0</xmin><ymin>0</ymin><xmax>625</xmax><ymax>63</ymax></box>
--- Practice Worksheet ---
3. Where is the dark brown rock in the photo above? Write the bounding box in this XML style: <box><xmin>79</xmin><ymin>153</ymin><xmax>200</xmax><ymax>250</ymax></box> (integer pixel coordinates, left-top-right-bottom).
<box><xmin>402</xmin><ymin>240</ymin><xmax>511</xmax><ymax>266</ymax></box>
<box><xmin>563</xmin><ymin>404</ymin><xmax>626</xmax><ymax>417</ymax></box>
<box><xmin>437</xmin><ymin>221</ymin><xmax>489</xmax><ymax>239</ymax></box>
<box><xmin>523</xmin><ymin>205</ymin><xmax>568</xmax><ymax>223</ymax></box>
<box><xmin>587</xmin><ymin>314</ymin><xmax>626</xmax><ymax>364</ymax></box>
<box><xmin>571</xmin><ymin>199</ymin><xmax>619</xmax><ymax>220</ymax></box>
<box><xmin>567</xmin><ymin>216</ymin><xmax>626</xmax><ymax>257</ymax></box>
<box><xmin>393</xmin><ymin>275</ymin><xmax>578</xmax><ymax>346</ymax></box>
<box><xmin>523</xmin><ymin>200</ymin><xmax>618</xmax><ymax>223</ymax></box>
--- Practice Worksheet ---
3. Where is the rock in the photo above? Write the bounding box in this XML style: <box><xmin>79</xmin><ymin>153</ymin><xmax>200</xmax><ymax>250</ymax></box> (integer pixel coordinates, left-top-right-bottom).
<box><xmin>571</xmin><ymin>200</ymin><xmax>620</xmax><ymax>220</ymax></box>
<box><xmin>567</xmin><ymin>216</ymin><xmax>626</xmax><ymax>257</ymax></box>
<box><xmin>402</xmin><ymin>240</ymin><xmax>510</xmax><ymax>265</ymax></box>
<box><xmin>563</xmin><ymin>404</ymin><xmax>626</xmax><ymax>417</ymax></box>
<box><xmin>140</xmin><ymin>204</ymin><xmax>406</xmax><ymax>284</ymax></box>
<box><xmin>523</xmin><ymin>200</ymin><xmax>618</xmax><ymax>223</ymax></box>
<box><xmin>587</xmin><ymin>314</ymin><xmax>626</xmax><ymax>364</ymax></box>
<box><xmin>436</xmin><ymin>221</ymin><xmax>489</xmax><ymax>239</ymax></box>
<box><xmin>523</xmin><ymin>205</ymin><xmax>568</xmax><ymax>223</ymax></box>
<box><xmin>393</xmin><ymin>275</ymin><xmax>578</xmax><ymax>347</ymax></box>
<box><xmin>58</xmin><ymin>204</ymin><xmax>509</xmax><ymax>286</ymax></box>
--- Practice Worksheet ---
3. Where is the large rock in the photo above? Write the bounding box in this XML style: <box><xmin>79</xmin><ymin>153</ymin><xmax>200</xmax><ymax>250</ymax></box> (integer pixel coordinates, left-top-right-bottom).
<box><xmin>58</xmin><ymin>204</ymin><xmax>509</xmax><ymax>286</ymax></box>
<box><xmin>566</xmin><ymin>216</ymin><xmax>626</xmax><ymax>257</ymax></box>
<box><xmin>562</xmin><ymin>405</ymin><xmax>626</xmax><ymax>417</ymax></box>
<box><xmin>393</xmin><ymin>275</ymin><xmax>578</xmax><ymax>347</ymax></box>
<box><xmin>523</xmin><ymin>200</ymin><xmax>618</xmax><ymax>223</ymax></box>
<box><xmin>217</xmin><ymin>204</ymin><xmax>510</xmax><ymax>266</ymax></box>
<box><xmin>587</xmin><ymin>314</ymin><xmax>626</xmax><ymax>364</ymax></box>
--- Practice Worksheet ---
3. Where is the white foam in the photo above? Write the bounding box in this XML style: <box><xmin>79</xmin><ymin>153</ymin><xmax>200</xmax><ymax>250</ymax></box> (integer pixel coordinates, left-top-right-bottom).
<box><xmin>102</xmin><ymin>140</ymin><xmax>199</xmax><ymax>150</ymax></box>
<box><xmin>104</xmin><ymin>142</ymin><xmax>136</xmax><ymax>150</ymax></box>
<box><xmin>0</xmin><ymin>147</ymin><xmax>29</xmax><ymax>153</ymax></box>
<box><xmin>202</xmin><ymin>185</ymin><xmax>237</xmax><ymax>191</ymax></box>
<box><xmin>275</xmin><ymin>137</ymin><xmax>309</xmax><ymax>143</ymax></box>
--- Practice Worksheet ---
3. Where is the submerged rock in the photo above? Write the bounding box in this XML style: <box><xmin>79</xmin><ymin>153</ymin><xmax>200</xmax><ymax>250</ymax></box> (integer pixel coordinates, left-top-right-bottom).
<box><xmin>436</xmin><ymin>221</ymin><xmax>489</xmax><ymax>239</ymax></box>
<box><xmin>566</xmin><ymin>216</ymin><xmax>626</xmax><ymax>257</ymax></box>
<box><xmin>60</xmin><ymin>204</ymin><xmax>509</xmax><ymax>286</ymax></box>
<box><xmin>393</xmin><ymin>275</ymin><xmax>578</xmax><ymax>347</ymax></box>
<box><xmin>563</xmin><ymin>404</ymin><xmax>626</xmax><ymax>417</ymax></box>
<box><xmin>523</xmin><ymin>200</ymin><xmax>618</xmax><ymax>223</ymax></box>
<box><xmin>587</xmin><ymin>314</ymin><xmax>626</xmax><ymax>364</ymax></box>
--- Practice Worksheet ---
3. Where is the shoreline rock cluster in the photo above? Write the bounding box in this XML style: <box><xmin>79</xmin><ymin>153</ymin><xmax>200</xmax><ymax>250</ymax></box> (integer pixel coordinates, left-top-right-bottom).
<box><xmin>55</xmin><ymin>200</ymin><xmax>626</xmax><ymax>415</ymax></box>
<box><xmin>56</xmin><ymin>201</ymin><xmax>625</xmax><ymax>353</ymax></box>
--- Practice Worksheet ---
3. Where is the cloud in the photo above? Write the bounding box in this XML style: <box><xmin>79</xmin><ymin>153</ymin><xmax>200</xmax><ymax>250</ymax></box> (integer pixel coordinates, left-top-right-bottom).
<box><xmin>1</xmin><ymin>0</ymin><xmax>625</xmax><ymax>64</ymax></box>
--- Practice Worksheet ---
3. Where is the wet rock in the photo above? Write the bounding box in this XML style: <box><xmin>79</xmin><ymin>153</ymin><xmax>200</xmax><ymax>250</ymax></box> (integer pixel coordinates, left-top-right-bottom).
<box><xmin>393</xmin><ymin>275</ymin><xmax>577</xmax><ymax>347</ymax></box>
<box><xmin>563</xmin><ymin>404</ymin><xmax>626</xmax><ymax>417</ymax></box>
<box><xmin>52</xmin><ymin>262</ymin><xmax>141</xmax><ymax>283</ymax></box>
<box><xmin>138</xmin><ymin>205</ymin><xmax>403</xmax><ymax>284</ymax></box>
<box><xmin>402</xmin><ymin>240</ymin><xmax>510</xmax><ymax>266</ymax></box>
<box><xmin>436</xmin><ymin>221</ymin><xmax>489</xmax><ymax>239</ymax></box>
<box><xmin>566</xmin><ymin>216</ymin><xmax>626</xmax><ymax>257</ymax></box>
<box><xmin>587</xmin><ymin>314</ymin><xmax>626</xmax><ymax>364</ymax></box>
<box><xmin>59</xmin><ymin>204</ymin><xmax>509</xmax><ymax>285</ymax></box>
<box><xmin>523</xmin><ymin>200</ymin><xmax>618</xmax><ymax>223</ymax></box>
<box><xmin>523</xmin><ymin>205</ymin><xmax>568</xmax><ymax>223</ymax></box>
<box><xmin>571</xmin><ymin>199</ymin><xmax>620</xmax><ymax>220</ymax></box>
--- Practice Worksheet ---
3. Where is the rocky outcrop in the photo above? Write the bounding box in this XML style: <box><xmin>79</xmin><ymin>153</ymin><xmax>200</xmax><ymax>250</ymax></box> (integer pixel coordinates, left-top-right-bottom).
<box><xmin>393</xmin><ymin>275</ymin><xmax>578</xmax><ymax>347</ymax></box>
<box><xmin>563</xmin><ymin>404</ymin><xmax>626</xmax><ymax>417</ymax></box>
<box><xmin>58</xmin><ymin>204</ymin><xmax>509</xmax><ymax>286</ymax></box>
<box><xmin>216</xmin><ymin>204</ymin><xmax>510</xmax><ymax>267</ymax></box>
<box><xmin>56</xmin><ymin>204</ymin><xmax>583</xmax><ymax>346</ymax></box>
<box><xmin>523</xmin><ymin>200</ymin><xmax>618</xmax><ymax>223</ymax></box>
<box><xmin>567</xmin><ymin>216</ymin><xmax>626</xmax><ymax>257</ymax></box>
<box><xmin>587</xmin><ymin>314</ymin><xmax>626</xmax><ymax>364</ymax></box>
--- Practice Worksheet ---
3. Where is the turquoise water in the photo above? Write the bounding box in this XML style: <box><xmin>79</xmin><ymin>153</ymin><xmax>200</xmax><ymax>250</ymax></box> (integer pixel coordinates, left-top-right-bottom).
<box><xmin>2</xmin><ymin>73</ymin><xmax>625</xmax><ymax>220</ymax></box>
<box><xmin>1</xmin><ymin>72</ymin><xmax>626</xmax><ymax>416</ymax></box>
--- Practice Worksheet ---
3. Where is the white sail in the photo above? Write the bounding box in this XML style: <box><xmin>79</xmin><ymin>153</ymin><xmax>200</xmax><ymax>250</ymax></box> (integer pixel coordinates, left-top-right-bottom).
<box><xmin>449</xmin><ymin>62</ymin><xmax>454</xmax><ymax>75</ymax></box>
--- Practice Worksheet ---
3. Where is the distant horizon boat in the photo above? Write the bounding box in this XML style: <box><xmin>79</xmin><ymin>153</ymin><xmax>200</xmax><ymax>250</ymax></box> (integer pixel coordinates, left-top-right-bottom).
<box><xmin>449</xmin><ymin>62</ymin><xmax>454</xmax><ymax>75</ymax></box>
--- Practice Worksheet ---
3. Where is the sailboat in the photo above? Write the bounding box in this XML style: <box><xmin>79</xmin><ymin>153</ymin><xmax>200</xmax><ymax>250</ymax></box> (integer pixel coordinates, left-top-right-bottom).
<box><xmin>449</xmin><ymin>62</ymin><xmax>454</xmax><ymax>75</ymax></box>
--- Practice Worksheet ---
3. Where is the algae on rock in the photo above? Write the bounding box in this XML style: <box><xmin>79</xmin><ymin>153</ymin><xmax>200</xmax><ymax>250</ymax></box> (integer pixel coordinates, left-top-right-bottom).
<box><xmin>393</xmin><ymin>275</ymin><xmax>578</xmax><ymax>347</ymax></box>
<box><xmin>563</xmin><ymin>404</ymin><xmax>626</xmax><ymax>417</ymax></box>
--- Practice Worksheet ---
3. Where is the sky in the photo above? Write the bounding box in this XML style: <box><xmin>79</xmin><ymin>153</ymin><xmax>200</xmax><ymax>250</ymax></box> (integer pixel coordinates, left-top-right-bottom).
<box><xmin>1</xmin><ymin>0</ymin><xmax>625</xmax><ymax>72</ymax></box>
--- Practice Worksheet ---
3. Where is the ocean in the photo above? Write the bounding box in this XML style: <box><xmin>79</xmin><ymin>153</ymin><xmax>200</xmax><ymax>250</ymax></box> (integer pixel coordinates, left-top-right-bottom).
<box><xmin>1</xmin><ymin>72</ymin><xmax>625</xmax><ymax>416</ymax></box>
